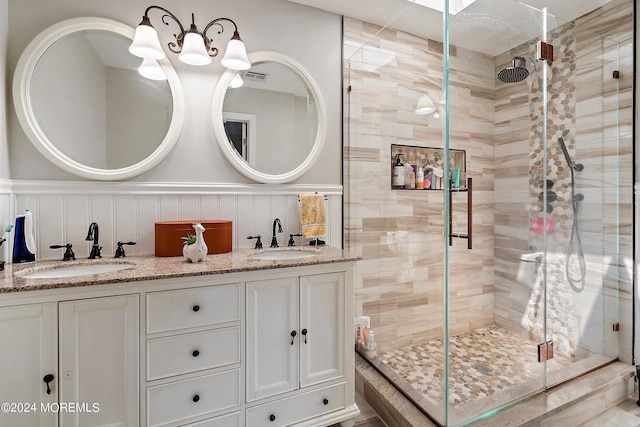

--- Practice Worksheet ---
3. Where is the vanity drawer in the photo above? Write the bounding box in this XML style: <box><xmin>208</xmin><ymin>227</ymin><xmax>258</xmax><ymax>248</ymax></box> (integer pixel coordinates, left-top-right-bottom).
<box><xmin>147</xmin><ymin>326</ymin><xmax>240</xmax><ymax>381</ymax></box>
<box><xmin>245</xmin><ymin>383</ymin><xmax>345</xmax><ymax>427</ymax></box>
<box><xmin>147</xmin><ymin>369</ymin><xmax>240</xmax><ymax>427</ymax></box>
<box><xmin>178</xmin><ymin>411</ymin><xmax>240</xmax><ymax>427</ymax></box>
<box><xmin>147</xmin><ymin>284</ymin><xmax>240</xmax><ymax>334</ymax></box>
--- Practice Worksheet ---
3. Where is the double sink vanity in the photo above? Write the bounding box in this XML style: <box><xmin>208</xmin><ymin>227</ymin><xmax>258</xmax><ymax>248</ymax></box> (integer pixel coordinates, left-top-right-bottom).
<box><xmin>0</xmin><ymin>246</ymin><xmax>360</xmax><ymax>427</ymax></box>
<box><xmin>5</xmin><ymin>8</ymin><xmax>347</xmax><ymax>427</ymax></box>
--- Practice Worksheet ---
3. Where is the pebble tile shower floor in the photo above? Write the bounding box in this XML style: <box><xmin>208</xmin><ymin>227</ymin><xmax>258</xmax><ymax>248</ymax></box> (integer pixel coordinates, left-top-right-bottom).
<box><xmin>377</xmin><ymin>326</ymin><xmax>574</xmax><ymax>407</ymax></box>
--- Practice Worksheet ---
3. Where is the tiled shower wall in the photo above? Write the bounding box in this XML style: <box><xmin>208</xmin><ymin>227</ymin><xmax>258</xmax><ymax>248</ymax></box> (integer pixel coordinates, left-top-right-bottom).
<box><xmin>493</xmin><ymin>0</ymin><xmax>633</xmax><ymax>363</ymax></box>
<box><xmin>8</xmin><ymin>181</ymin><xmax>342</xmax><ymax>260</ymax></box>
<box><xmin>345</xmin><ymin>0</ymin><xmax>633</xmax><ymax>363</ymax></box>
<box><xmin>344</xmin><ymin>18</ymin><xmax>496</xmax><ymax>351</ymax></box>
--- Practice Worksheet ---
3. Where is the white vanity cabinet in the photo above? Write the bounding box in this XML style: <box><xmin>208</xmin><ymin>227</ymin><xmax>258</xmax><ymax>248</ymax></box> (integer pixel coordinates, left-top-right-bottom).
<box><xmin>144</xmin><ymin>283</ymin><xmax>243</xmax><ymax>427</ymax></box>
<box><xmin>59</xmin><ymin>295</ymin><xmax>139</xmax><ymax>427</ymax></box>
<box><xmin>2</xmin><ymin>254</ymin><xmax>359</xmax><ymax>427</ymax></box>
<box><xmin>0</xmin><ymin>294</ymin><xmax>139</xmax><ymax>427</ymax></box>
<box><xmin>246</xmin><ymin>272</ymin><xmax>347</xmax><ymax>426</ymax></box>
<box><xmin>0</xmin><ymin>303</ymin><xmax>58</xmax><ymax>427</ymax></box>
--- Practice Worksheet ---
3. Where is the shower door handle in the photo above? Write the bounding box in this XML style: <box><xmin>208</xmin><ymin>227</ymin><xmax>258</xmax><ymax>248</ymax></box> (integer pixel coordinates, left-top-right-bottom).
<box><xmin>449</xmin><ymin>177</ymin><xmax>472</xmax><ymax>250</ymax></box>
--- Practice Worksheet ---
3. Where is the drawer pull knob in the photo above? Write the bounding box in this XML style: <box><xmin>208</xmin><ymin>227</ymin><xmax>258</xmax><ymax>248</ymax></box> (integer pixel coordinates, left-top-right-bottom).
<box><xmin>301</xmin><ymin>328</ymin><xmax>308</xmax><ymax>344</ymax></box>
<box><xmin>323</xmin><ymin>398</ymin><xmax>329</xmax><ymax>405</ymax></box>
<box><xmin>192</xmin><ymin>350</ymin><xmax>200</xmax><ymax>357</ymax></box>
<box><xmin>269</xmin><ymin>414</ymin><xmax>276</xmax><ymax>422</ymax></box>
<box><xmin>192</xmin><ymin>394</ymin><xmax>200</xmax><ymax>403</ymax></box>
<box><xmin>192</xmin><ymin>305</ymin><xmax>200</xmax><ymax>312</ymax></box>
<box><xmin>290</xmin><ymin>330</ymin><xmax>297</xmax><ymax>345</ymax></box>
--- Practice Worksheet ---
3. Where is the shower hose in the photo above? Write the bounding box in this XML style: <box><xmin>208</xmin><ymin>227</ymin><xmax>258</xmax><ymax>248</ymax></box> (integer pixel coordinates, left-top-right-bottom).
<box><xmin>566</xmin><ymin>170</ymin><xmax>586</xmax><ymax>291</ymax></box>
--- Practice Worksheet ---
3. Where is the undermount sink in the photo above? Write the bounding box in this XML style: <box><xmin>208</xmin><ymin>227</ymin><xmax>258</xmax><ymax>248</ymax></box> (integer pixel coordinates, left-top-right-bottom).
<box><xmin>22</xmin><ymin>263</ymin><xmax>134</xmax><ymax>279</ymax></box>
<box><xmin>249</xmin><ymin>249</ymin><xmax>321</xmax><ymax>261</ymax></box>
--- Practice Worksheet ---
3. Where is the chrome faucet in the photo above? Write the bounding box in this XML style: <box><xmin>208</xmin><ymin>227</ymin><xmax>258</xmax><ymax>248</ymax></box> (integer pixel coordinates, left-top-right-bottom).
<box><xmin>85</xmin><ymin>222</ymin><xmax>102</xmax><ymax>259</ymax></box>
<box><xmin>270</xmin><ymin>218</ymin><xmax>283</xmax><ymax>248</ymax></box>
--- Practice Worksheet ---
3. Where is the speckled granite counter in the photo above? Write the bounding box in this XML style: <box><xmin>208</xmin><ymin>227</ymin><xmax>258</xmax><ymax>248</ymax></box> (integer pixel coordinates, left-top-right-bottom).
<box><xmin>1</xmin><ymin>246</ymin><xmax>360</xmax><ymax>293</ymax></box>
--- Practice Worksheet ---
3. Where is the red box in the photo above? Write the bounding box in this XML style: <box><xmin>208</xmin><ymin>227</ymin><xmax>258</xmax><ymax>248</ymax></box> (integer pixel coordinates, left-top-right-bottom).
<box><xmin>155</xmin><ymin>220</ymin><xmax>232</xmax><ymax>257</ymax></box>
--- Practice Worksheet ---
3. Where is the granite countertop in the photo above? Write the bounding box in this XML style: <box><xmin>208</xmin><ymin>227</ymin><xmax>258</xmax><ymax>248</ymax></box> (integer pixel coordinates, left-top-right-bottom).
<box><xmin>1</xmin><ymin>246</ymin><xmax>361</xmax><ymax>293</ymax></box>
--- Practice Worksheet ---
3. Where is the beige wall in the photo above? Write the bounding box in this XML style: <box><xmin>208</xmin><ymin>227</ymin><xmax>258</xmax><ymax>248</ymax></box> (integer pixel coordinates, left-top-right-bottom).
<box><xmin>7</xmin><ymin>0</ymin><xmax>342</xmax><ymax>185</ymax></box>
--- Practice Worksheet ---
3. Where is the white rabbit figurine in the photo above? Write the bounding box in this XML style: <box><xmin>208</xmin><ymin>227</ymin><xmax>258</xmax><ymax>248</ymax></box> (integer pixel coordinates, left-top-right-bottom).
<box><xmin>183</xmin><ymin>223</ymin><xmax>208</xmax><ymax>263</ymax></box>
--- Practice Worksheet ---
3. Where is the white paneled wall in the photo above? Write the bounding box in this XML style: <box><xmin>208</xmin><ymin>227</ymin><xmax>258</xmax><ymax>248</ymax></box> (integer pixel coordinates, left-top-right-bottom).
<box><xmin>10</xmin><ymin>181</ymin><xmax>342</xmax><ymax>260</ymax></box>
<box><xmin>0</xmin><ymin>180</ymin><xmax>11</xmax><ymax>264</ymax></box>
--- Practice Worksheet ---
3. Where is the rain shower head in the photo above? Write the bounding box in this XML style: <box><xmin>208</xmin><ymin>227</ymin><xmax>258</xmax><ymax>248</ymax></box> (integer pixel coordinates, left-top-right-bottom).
<box><xmin>497</xmin><ymin>56</ymin><xmax>530</xmax><ymax>83</ymax></box>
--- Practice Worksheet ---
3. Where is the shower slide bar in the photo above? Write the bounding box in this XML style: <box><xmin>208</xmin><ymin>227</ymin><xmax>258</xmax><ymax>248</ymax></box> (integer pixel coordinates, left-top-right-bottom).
<box><xmin>449</xmin><ymin>177</ymin><xmax>472</xmax><ymax>249</ymax></box>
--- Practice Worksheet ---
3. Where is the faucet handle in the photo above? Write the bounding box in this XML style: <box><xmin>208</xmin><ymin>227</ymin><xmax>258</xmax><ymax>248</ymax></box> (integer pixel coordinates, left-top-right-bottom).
<box><xmin>50</xmin><ymin>244</ymin><xmax>76</xmax><ymax>261</ymax></box>
<box><xmin>115</xmin><ymin>241</ymin><xmax>136</xmax><ymax>258</ymax></box>
<box><xmin>288</xmin><ymin>233</ymin><xmax>303</xmax><ymax>247</ymax></box>
<box><xmin>247</xmin><ymin>235</ymin><xmax>263</xmax><ymax>249</ymax></box>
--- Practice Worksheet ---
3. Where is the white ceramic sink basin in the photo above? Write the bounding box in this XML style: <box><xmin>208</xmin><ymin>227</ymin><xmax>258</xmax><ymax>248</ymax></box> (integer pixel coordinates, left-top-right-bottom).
<box><xmin>249</xmin><ymin>249</ymin><xmax>320</xmax><ymax>261</ymax></box>
<box><xmin>22</xmin><ymin>263</ymin><xmax>134</xmax><ymax>279</ymax></box>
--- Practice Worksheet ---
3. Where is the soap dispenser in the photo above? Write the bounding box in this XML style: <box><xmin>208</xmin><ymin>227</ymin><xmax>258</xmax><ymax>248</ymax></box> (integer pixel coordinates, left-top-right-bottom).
<box><xmin>13</xmin><ymin>210</ymin><xmax>36</xmax><ymax>263</ymax></box>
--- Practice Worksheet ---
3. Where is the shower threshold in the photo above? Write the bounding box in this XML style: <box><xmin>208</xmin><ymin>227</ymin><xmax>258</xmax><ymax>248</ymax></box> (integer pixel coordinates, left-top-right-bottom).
<box><xmin>357</xmin><ymin>325</ymin><xmax>621</xmax><ymax>426</ymax></box>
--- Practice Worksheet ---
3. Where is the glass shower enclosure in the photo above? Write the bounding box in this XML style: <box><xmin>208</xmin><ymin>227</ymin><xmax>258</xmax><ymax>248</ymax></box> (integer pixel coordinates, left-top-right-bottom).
<box><xmin>344</xmin><ymin>0</ymin><xmax>631</xmax><ymax>425</ymax></box>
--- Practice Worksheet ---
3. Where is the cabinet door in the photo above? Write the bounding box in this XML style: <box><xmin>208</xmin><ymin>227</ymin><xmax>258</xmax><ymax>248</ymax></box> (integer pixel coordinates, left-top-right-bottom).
<box><xmin>0</xmin><ymin>303</ymin><xmax>57</xmax><ymax>427</ymax></box>
<box><xmin>246</xmin><ymin>277</ymin><xmax>299</xmax><ymax>401</ymax></box>
<box><xmin>59</xmin><ymin>295</ymin><xmax>139</xmax><ymax>427</ymax></box>
<box><xmin>299</xmin><ymin>272</ymin><xmax>345</xmax><ymax>387</ymax></box>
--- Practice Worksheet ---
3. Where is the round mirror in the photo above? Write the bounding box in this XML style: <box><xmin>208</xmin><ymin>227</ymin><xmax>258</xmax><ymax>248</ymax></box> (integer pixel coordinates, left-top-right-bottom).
<box><xmin>13</xmin><ymin>17</ymin><xmax>184</xmax><ymax>180</ymax></box>
<box><xmin>212</xmin><ymin>51</ymin><xmax>326</xmax><ymax>184</ymax></box>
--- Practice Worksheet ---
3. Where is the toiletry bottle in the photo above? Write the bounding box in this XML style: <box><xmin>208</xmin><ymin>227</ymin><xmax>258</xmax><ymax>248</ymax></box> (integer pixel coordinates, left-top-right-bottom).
<box><xmin>13</xmin><ymin>210</ymin><xmax>36</xmax><ymax>263</ymax></box>
<box><xmin>409</xmin><ymin>167</ymin><xmax>416</xmax><ymax>189</ymax></box>
<box><xmin>363</xmin><ymin>326</ymin><xmax>371</xmax><ymax>346</ymax></box>
<box><xmin>392</xmin><ymin>154</ymin><xmax>405</xmax><ymax>188</ymax></box>
<box><xmin>404</xmin><ymin>164</ymin><xmax>411</xmax><ymax>189</ymax></box>
<box><xmin>365</xmin><ymin>330</ymin><xmax>377</xmax><ymax>359</ymax></box>
<box><xmin>416</xmin><ymin>167</ymin><xmax>424</xmax><ymax>189</ymax></box>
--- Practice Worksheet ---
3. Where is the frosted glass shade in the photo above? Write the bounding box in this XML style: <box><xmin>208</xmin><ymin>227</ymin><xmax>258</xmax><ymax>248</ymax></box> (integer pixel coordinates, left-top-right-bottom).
<box><xmin>178</xmin><ymin>32</ymin><xmax>211</xmax><ymax>65</ymax></box>
<box><xmin>129</xmin><ymin>23</ymin><xmax>165</xmax><ymax>60</ymax></box>
<box><xmin>221</xmin><ymin>34</ymin><xmax>251</xmax><ymax>70</ymax></box>
<box><xmin>415</xmin><ymin>94</ymin><xmax>437</xmax><ymax>115</ymax></box>
<box><xmin>137</xmin><ymin>59</ymin><xmax>167</xmax><ymax>81</ymax></box>
<box><xmin>229</xmin><ymin>73</ymin><xmax>244</xmax><ymax>88</ymax></box>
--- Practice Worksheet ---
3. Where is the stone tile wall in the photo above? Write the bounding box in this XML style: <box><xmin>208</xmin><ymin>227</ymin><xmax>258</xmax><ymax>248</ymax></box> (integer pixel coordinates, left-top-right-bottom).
<box><xmin>493</xmin><ymin>0</ymin><xmax>633</xmax><ymax>363</ymax></box>
<box><xmin>345</xmin><ymin>0</ymin><xmax>632</xmax><ymax>362</ymax></box>
<box><xmin>344</xmin><ymin>18</ymin><xmax>496</xmax><ymax>351</ymax></box>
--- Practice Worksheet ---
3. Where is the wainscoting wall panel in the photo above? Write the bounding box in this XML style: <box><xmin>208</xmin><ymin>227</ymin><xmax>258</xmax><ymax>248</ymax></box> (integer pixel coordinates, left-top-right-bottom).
<box><xmin>10</xmin><ymin>181</ymin><xmax>342</xmax><ymax>260</ymax></box>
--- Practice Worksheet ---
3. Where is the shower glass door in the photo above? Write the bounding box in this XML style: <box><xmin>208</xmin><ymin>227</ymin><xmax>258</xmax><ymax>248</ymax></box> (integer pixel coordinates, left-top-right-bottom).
<box><xmin>346</xmin><ymin>0</ymin><xmax>629</xmax><ymax>425</ymax></box>
<box><xmin>540</xmin><ymin>9</ymin><xmax>626</xmax><ymax>389</ymax></box>
<box><xmin>444</xmin><ymin>1</ymin><xmax>548</xmax><ymax>425</ymax></box>
<box><xmin>445</xmin><ymin>1</ymin><xmax>629</xmax><ymax>425</ymax></box>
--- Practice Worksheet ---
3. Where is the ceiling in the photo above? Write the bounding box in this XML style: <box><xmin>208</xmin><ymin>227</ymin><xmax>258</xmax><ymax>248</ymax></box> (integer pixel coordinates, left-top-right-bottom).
<box><xmin>288</xmin><ymin>0</ymin><xmax>617</xmax><ymax>56</ymax></box>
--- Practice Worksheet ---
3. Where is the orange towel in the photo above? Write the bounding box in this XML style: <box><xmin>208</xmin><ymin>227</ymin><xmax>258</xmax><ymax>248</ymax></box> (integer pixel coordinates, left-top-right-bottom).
<box><xmin>299</xmin><ymin>194</ymin><xmax>326</xmax><ymax>238</ymax></box>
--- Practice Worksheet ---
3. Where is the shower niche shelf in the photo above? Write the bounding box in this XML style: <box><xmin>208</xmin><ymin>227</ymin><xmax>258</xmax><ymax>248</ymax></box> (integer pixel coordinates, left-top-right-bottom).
<box><xmin>390</xmin><ymin>144</ymin><xmax>466</xmax><ymax>190</ymax></box>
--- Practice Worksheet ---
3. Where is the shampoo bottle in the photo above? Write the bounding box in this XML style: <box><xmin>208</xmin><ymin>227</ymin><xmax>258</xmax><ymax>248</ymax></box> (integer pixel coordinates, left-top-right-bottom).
<box><xmin>392</xmin><ymin>154</ymin><xmax>405</xmax><ymax>188</ymax></box>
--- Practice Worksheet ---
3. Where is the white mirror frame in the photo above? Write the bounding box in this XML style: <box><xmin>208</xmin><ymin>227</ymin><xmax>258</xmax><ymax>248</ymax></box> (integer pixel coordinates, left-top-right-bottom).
<box><xmin>212</xmin><ymin>51</ymin><xmax>327</xmax><ymax>184</ymax></box>
<box><xmin>13</xmin><ymin>17</ymin><xmax>185</xmax><ymax>180</ymax></box>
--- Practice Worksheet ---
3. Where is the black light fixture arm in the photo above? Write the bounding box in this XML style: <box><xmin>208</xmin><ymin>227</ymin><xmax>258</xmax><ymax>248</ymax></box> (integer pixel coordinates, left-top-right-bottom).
<box><xmin>142</xmin><ymin>6</ymin><xmax>186</xmax><ymax>54</ymax></box>
<box><xmin>142</xmin><ymin>6</ymin><xmax>239</xmax><ymax>59</ymax></box>
<box><xmin>202</xmin><ymin>18</ymin><xmax>240</xmax><ymax>58</ymax></box>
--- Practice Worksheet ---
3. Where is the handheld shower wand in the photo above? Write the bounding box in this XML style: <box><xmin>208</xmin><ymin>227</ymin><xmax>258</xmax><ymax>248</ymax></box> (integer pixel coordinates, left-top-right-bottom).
<box><xmin>558</xmin><ymin>137</ymin><xmax>586</xmax><ymax>291</ymax></box>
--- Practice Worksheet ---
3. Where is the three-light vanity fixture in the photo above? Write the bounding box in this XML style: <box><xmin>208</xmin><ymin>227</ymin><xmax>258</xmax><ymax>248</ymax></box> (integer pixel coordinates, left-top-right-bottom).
<box><xmin>129</xmin><ymin>5</ymin><xmax>251</xmax><ymax>80</ymax></box>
